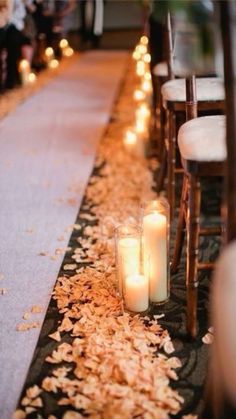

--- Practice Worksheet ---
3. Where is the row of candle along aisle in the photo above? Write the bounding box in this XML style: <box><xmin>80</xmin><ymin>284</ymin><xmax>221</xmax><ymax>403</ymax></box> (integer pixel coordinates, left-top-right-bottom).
<box><xmin>123</xmin><ymin>35</ymin><xmax>152</xmax><ymax>158</ymax></box>
<box><xmin>117</xmin><ymin>36</ymin><xmax>170</xmax><ymax>315</ymax></box>
<box><xmin>18</xmin><ymin>39</ymin><xmax>74</xmax><ymax>86</ymax></box>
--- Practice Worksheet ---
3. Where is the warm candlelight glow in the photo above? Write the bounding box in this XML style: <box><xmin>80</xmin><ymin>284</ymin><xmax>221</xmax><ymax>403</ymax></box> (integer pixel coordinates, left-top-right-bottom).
<box><xmin>48</xmin><ymin>59</ymin><xmax>59</xmax><ymax>69</ymax></box>
<box><xmin>141</xmin><ymin>80</ymin><xmax>152</xmax><ymax>94</ymax></box>
<box><xmin>133</xmin><ymin>89</ymin><xmax>145</xmax><ymax>101</ymax></box>
<box><xmin>19</xmin><ymin>59</ymin><xmax>30</xmax><ymax>85</ymax></box>
<box><xmin>63</xmin><ymin>47</ymin><xmax>74</xmax><ymax>57</ymax></box>
<box><xmin>136</xmin><ymin>44</ymin><xmax>147</xmax><ymax>55</ymax></box>
<box><xmin>143</xmin><ymin>53</ymin><xmax>151</xmax><ymax>64</ymax></box>
<box><xmin>136</xmin><ymin>60</ymin><xmax>146</xmax><ymax>77</ymax></box>
<box><xmin>136</xmin><ymin>104</ymin><xmax>151</xmax><ymax>121</ymax></box>
<box><xmin>28</xmin><ymin>72</ymin><xmax>37</xmax><ymax>83</ymax></box>
<box><xmin>144</xmin><ymin>71</ymin><xmax>151</xmax><ymax>81</ymax></box>
<box><xmin>124</xmin><ymin>129</ymin><xmax>137</xmax><ymax>145</ymax></box>
<box><xmin>123</xmin><ymin>129</ymin><xmax>144</xmax><ymax>156</ymax></box>
<box><xmin>45</xmin><ymin>47</ymin><xmax>54</xmax><ymax>58</ymax></box>
<box><xmin>59</xmin><ymin>38</ymin><xmax>68</xmax><ymax>49</ymax></box>
<box><xmin>135</xmin><ymin>119</ymin><xmax>146</xmax><ymax>135</ymax></box>
<box><xmin>140</xmin><ymin>35</ymin><xmax>149</xmax><ymax>45</ymax></box>
<box><xmin>19</xmin><ymin>59</ymin><xmax>30</xmax><ymax>71</ymax></box>
<box><xmin>124</xmin><ymin>274</ymin><xmax>149</xmax><ymax>313</ymax></box>
<box><xmin>132</xmin><ymin>50</ymin><xmax>141</xmax><ymax>61</ymax></box>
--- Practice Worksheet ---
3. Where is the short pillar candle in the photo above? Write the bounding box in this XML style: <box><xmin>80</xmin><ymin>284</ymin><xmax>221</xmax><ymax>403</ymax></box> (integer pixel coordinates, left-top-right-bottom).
<box><xmin>115</xmin><ymin>224</ymin><xmax>149</xmax><ymax>314</ymax></box>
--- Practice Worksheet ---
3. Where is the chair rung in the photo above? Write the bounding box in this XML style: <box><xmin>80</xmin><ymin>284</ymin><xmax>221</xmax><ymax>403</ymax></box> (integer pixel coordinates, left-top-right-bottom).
<box><xmin>197</xmin><ymin>262</ymin><xmax>214</xmax><ymax>270</ymax></box>
<box><xmin>199</xmin><ymin>226</ymin><xmax>221</xmax><ymax>236</ymax></box>
<box><xmin>175</xmin><ymin>168</ymin><xmax>184</xmax><ymax>174</ymax></box>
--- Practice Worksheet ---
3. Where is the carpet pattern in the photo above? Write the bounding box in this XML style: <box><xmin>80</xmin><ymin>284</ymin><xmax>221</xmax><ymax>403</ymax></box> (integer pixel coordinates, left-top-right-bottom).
<box><xmin>17</xmin><ymin>62</ymin><xmax>222</xmax><ymax>418</ymax></box>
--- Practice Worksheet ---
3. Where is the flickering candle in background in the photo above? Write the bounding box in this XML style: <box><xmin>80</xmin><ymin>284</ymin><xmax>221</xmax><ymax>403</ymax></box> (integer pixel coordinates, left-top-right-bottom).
<box><xmin>28</xmin><ymin>72</ymin><xmax>37</xmax><ymax>84</ymax></box>
<box><xmin>124</xmin><ymin>129</ymin><xmax>145</xmax><ymax>157</ymax></box>
<box><xmin>19</xmin><ymin>59</ymin><xmax>30</xmax><ymax>85</ymax></box>
<box><xmin>135</xmin><ymin>119</ymin><xmax>148</xmax><ymax>142</ymax></box>
<box><xmin>123</xmin><ymin>129</ymin><xmax>137</xmax><ymax>154</ymax></box>
<box><xmin>132</xmin><ymin>49</ymin><xmax>141</xmax><ymax>61</ymax></box>
<box><xmin>140</xmin><ymin>35</ymin><xmax>149</xmax><ymax>45</ymax></box>
<box><xmin>143</xmin><ymin>53</ymin><xmax>151</xmax><ymax>64</ymax></box>
<box><xmin>124</xmin><ymin>274</ymin><xmax>149</xmax><ymax>313</ymax></box>
<box><xmin>142</xmin><ymin>199</ymin><xmax>170</xmax><ymax>304</ymax></box>
<box><xmin>136</xmin><ymin>103</ymin><xmax>151</xmax><ymax>122</ymax></box>
<box><xmin>45</xmin><ymin>47</ymin><xmax>54</xmax><ymax>65</ymax></box>
<box><xmin>48</xmin><ymin>59</ymin><xmax>59</xmax><ymax>69</ymax></box>
<box><xmin>133</xmin><ymin>89</ymin><xmax>145</xmax><ymax>102</ymax></box>
<box><xmin>136</xmin><ymin>60</ymin><xmax>146</xmax><ymax>77</ymax></box>
<box><xmin>115</xmin><ymin>224</ymin><xmax>141</xmax><ymax>295</ymax></box>
<box><xmin>141</xmin><ymin>79</ymin><xmax>152</xmax><ymax>96</ymax></box>
<box><xmin>59</xmin><ymin>38</ymin><xmax>68</xmax><ymax>53</ymax></box>
<box><xmin>63</xmin><ymin>47</ymin><xmax>74</xmax><ymax>57</ymax></box>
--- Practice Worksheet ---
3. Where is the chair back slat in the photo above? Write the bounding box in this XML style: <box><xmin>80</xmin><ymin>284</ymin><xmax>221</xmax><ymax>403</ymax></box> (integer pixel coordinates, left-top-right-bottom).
<box><xmin>220</xmin><ymin>0</ymin><xmax>236</xmax><ymax>242</ymax></box>
<box><xmin>185</xmin><ymin>76</ymin><xmax>198</xmax><ymax>121</ymax></box>
<box><xmin>167</xmin><ymin>11</ymin><xmax>174</xmax><ymax>81</ymax></box>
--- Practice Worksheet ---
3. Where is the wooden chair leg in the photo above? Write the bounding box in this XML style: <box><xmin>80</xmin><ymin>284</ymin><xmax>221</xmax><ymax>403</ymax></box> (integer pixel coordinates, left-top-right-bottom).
<box><xmin>167</xmin><ymin>110</ymin><xmax>176</xmax><ymax>220</ymax></box>
<box><xmin>156</xmin><ymin>146</ymin><xmax>167</xmax><ymax>192</ymax></box>
<box><xmin>171</xmin><ymin>174</ymin><xmax>188</xmax><ymax>273</ymax></box>
<box><xmin>186</xmin><ymin>174</ymin><xmax>201</xmax><ymax>338</ymax></box>
<box><xmin>156</xmin><ymin>99</ymin><xmax>167</xmax><ymax>192</ymax></box>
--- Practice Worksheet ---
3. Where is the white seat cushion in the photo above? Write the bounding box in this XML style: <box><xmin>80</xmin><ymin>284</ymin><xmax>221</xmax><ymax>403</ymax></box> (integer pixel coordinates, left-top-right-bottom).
<box><xmin>161</xmin><ymin>77</ymin><xmax>225</xmax><ymax>102</ymax></box>
<box><xmin>178</xmin><ymin>115</ymin><xmax>226</xmax><ymax>161</ymax></box>
<box><xmin>152</xmin><ymin>61</ymin><xmax>168</xmax><ymax>77</ymax></box>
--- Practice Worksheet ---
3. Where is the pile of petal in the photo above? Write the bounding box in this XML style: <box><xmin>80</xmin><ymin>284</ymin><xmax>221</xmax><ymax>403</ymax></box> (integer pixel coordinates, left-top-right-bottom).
<box><xmin>17</xmin><ymin>60</ymin><xmax>183</xmax><ymax>419</ymax></box>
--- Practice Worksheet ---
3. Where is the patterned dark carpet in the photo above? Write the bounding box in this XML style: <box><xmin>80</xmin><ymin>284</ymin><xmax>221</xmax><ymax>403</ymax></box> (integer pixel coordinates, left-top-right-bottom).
<box><xmin>17</xmin><ymin>168</ymin><xmax>222</xmax><ymax>419</ymax></box>
<box><xmin>17</xmin><ymin>73</ymin><xmax>223</xmax><ymax>418</ymax></box>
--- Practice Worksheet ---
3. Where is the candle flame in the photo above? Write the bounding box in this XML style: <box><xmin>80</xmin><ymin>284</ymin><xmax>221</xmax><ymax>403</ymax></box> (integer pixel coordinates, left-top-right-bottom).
<box><xmin>45</xmin><ymin>47</ymin><xmax>54</xmax><ymax>58</ymax></box>
<box><xmin>48</xmin><ymin>59</ymin><xmax>59</xmax><ymax>69</ymax></box>
<box><xmin>133</xmin><ymin>89</ymin><xmax>145</xmax><ymax>101</ymax></box>
<box><xmin>63</xmin><ymin>47</ymin><xmax>74</xmax><ymax>57</ymax></box>
<box><xmin>124</xmin><ymin>130</ymin><xmax>137</xmax><ymax>145</ymax></box>
<box><xmin>19</xmin><ymin>59</ymin><xmax>30</xmax><ymax>71</ymax></box>
<box><xmin>28</xmin><ymin>72</ymin><xmax>36</xmax><ymax>83</ymax></box>
<box><xmin>143</xmin><ymin>53</ymin><xmax>151</xmax><ymax>64</ymax></box>
<box><xmin>59</xmin><ymin>38</ymin><xmax>68</xmax><ymax>49</ymax></box>
<box><xmin>140</xmin><ymin>35</ymin><xmax>149</xmax><ymax>45</ymax></box>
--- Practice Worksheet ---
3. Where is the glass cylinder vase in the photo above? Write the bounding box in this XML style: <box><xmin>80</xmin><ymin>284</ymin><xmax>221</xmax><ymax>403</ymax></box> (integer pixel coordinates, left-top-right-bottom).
<box><xmin>141</xmin><ymin>198</ymin><xmax>170</xmax><ymax>305</ymax></box>
<box><xmin>115</xmin><ymin>223</ymin><xmax>149</xmax><ymax>315</ymax></box>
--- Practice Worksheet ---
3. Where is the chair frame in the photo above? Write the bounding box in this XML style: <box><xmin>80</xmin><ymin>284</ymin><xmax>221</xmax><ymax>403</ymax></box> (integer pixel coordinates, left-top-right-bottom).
<box><xmin>171</xmin><ymin>75</ymin><xmax>225</xmax><ymax>337</ymax></box>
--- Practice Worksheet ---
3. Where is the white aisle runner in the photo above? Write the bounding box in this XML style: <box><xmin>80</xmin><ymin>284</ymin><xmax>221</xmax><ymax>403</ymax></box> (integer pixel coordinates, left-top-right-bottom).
<box><xmin>0</xmin><ymin>51</ymin><xmax>127</xmax><ymax>418</ymax></box>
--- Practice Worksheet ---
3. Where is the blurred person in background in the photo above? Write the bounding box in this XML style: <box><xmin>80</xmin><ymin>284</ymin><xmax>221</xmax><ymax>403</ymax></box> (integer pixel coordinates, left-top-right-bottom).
<box><xmin>0</xmin><ymin>0</ymin><xmax>34</xmax><ymax>89</ymax></box>
<box><xmin>79</xmin><ymin>0</ymin><xmax>104</xmax><ymax>50</ymax></box>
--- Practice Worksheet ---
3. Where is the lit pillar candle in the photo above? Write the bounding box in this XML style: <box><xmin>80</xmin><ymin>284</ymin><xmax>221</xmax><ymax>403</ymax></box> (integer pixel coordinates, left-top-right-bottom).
<box><xmin>48</xmin><ymin>59</ymin><xmax>59</xmax><ymax>69</ymax></box>
<box><xmin>136</xmin><ymin>104</ymin><xmax>151</xmax><ymax>122</ymax></box>
<box><xmin>143</xmin><ymin>211</ymin><xmax>168</xmax><ymax>303</ymax></box>
<box><xmin>140</xmin><ymin>35</ymin><xmax>149</xmax><ymax>46</ymax></box>
<box><xmin>133</xmin><ymin>89</ymin><xmax>145</xmax><ymax>102</ymax></box>
<box><xmin>123</xmin><ymin>129</ymin><xmax>144</xmax><ymax>157</ymax></box>
<box><xmin>124</xmin><ymin>274</ymin><xmax>149</xmax><ymax>313</ymax></box>
<box><xmin>136</xmin><ymin>60</ymin><xmax>146</xmax><ymax>77</ymax></box>
<box><xmin>117</xmin><ymin>236</ymin><xmax>140</xmax><ymax>294</ymax></box>
<box><xmin>59</xmin><ymin>38</ymin><xmax>68</xmax><ymax>52</ymax></box>
<box><xmin>19</xmin><ymin>59</ymin><xmax>30</xmax><ymax>85</ymax></box>
<box><xmin>45</xmin><ymin>47</ymin><xmax>54</xmax><ymax>65</ymax></box>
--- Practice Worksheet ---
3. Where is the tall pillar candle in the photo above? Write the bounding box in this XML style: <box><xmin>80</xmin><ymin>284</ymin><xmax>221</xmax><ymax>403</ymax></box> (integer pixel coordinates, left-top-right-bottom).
<box><xmin>142</xmin><ymin>199</ymin><xmax>170</xmax><ymax>303</ymax></box>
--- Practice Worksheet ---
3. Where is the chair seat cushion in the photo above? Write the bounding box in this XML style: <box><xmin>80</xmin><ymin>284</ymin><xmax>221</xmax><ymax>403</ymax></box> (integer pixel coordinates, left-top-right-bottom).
<box><xmin>161</xmin><ymin>77</ymin><xmax>225</xmax><ymax>102</ymax></box>
<box><xmin>152</xmin><ymin>61</ymin><xmax>168</xmax><ymax>77</ymax></box>
<box><xmin>178</xmin><ymin>115</ymin><xmax>226</xmax><ymax>161</ymax></box>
